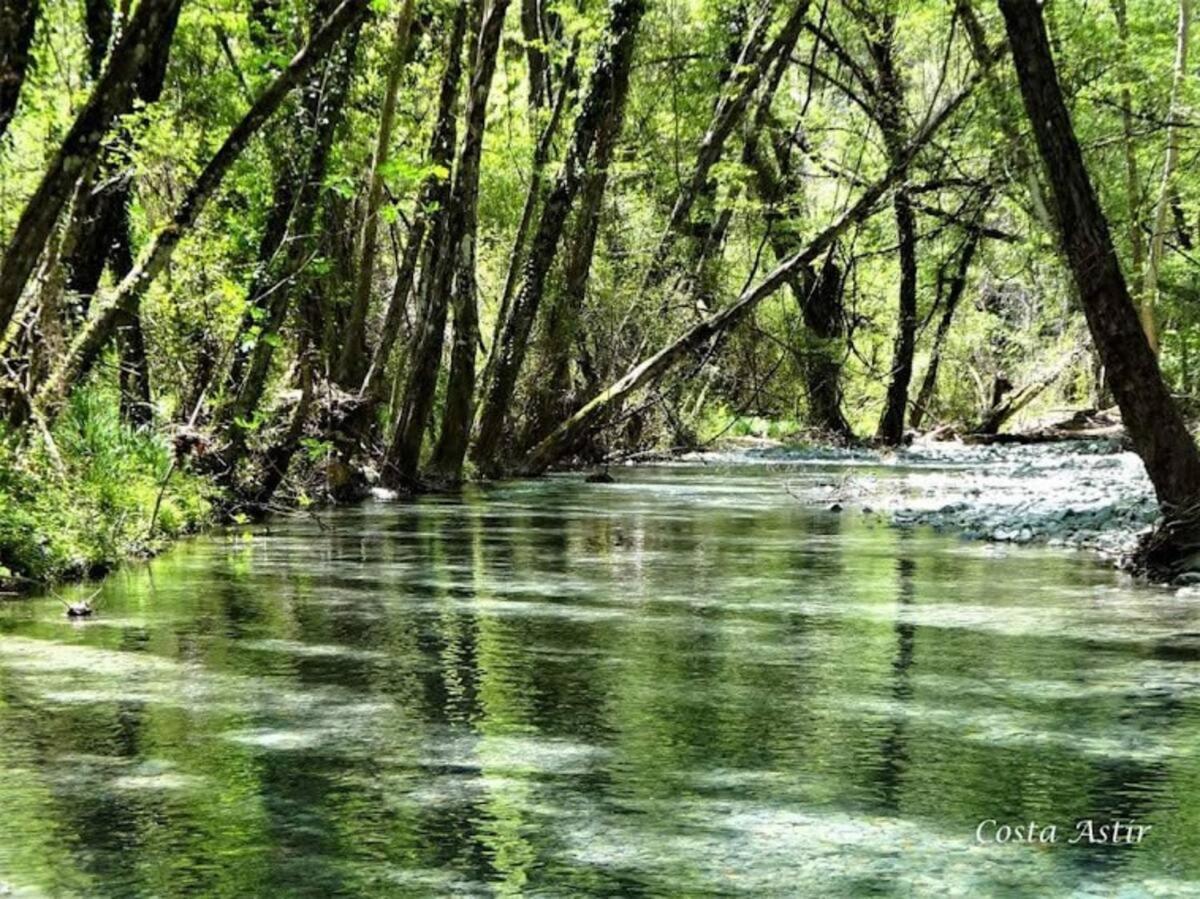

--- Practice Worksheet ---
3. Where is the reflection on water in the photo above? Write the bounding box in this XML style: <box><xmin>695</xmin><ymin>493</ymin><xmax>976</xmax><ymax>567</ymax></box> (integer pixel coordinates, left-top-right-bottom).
<box><xmin>2</xmin><ymin>464</ymin><xmax>1200</xmax><ymax>896</ymax></box>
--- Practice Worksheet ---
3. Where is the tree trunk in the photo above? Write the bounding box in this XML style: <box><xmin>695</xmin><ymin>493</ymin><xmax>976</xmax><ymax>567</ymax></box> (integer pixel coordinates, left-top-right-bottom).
<box><xmin>910</xmin><ymin>227</ymin><xmax>981</xmax><ymax>431</ymax></box>
<box><xmin>83</xmin><ymin>0</ymin><xmax>114</xmax><ymax>80</ymax></box>
<box><xmin>870</xmin><ymin>10</ymin><xmax>919</xmax><ymax>446</ymax></box>
<box><xmin>1110</xmin><ymin>0</ymin><xmax>1145</xmax><ymax>299</ymax></box>
<box><xmin>220</xmin><ymin>0</ymin><xmax>362</xmax><ymax>462</ymax></box>
<box><xmin>380</xmin><ymin>1</ymin><xmax>470</xmax><ymax>489</ymax></box>
<box><xmin>481</xmin><ymin>42</ymin><xmax>578</xmax><ymax>398</ymax></box>
<box><xmin>974</xmin><ymin>348</ymin><xmax>1081</xmax><ymax>436</ymax></box>
<box><xmin>109</xmin><ymin>195</ymin><xmax>154</xmax><ymax>427</ymax></box>
<box><xmin>1142</xmin><ymin>0</ymin><xmax>1190</xmax><ymax>354</ymax></box>
<box><xmin>359</xmin><ymin>214</ymin><xmax>421</xmax><ymax>401</ymax></box>
<box><xmin>336</xmin><ymin>0</ymin><xmax>417</xmax><ymax>387</ymax></box>
<box><xmin>998</xmin><ymin>0</ymin><xmax>1200</xmax><ymax>561</ymax></box>
<box><xmin>59</xmin><ymin>0</ymin><xmax>183</xmax><ymax>423</ymax></box>
<box><xmin>798</xmin><ymin>252</ymin><xmax>854</xmax><ymax>440</ymax></box>
<box><xmin>361</xmin><ymin>10</ymin><xmax>507</xmax><ymax>407</ymax></box>
<box><xmin>470</xmin><ymin>0</ymin><xmax>646</xmax><ymax>474</ymax></box>
<box><xmin>428</xmin><ymin>0</ymin><xmax>513</xmax><ymax>484</ymax></box>
<box><xmin>0</xmin><ymin>0</ymin><xmax>39</xmax><ymax>139</ymax></box>
<box><xmin>520</xmin><ymin>0</ymin><xmax>551</xmax><ymax>109</ymax></box>
<box><xmin>0</xmin><ymin>0</ymin><xmax>184</xmax><ymax>341</ymax></box>
<box><xmin>742</xmin><ymin>38</ymin><xmax>851</xmax><ymax>441</ymax></box>
<box><xmin>250</xmin><ymin>349</ymin><xmax>315</xmax><ymax>508</ymax></box>
<box><xmin>518</xmin><ymin>0</ymin><xmax>640</xmax><ymax>450</ymax></box>
<box><xmin>524</xmin><ymin>69</ymin><xmax>988</xmax><ymax>474</ymax></box>
<box><xmin>641</xmin><ymin>0</ymin><xmax>811</xmax><ymax>298</ymax></box>
<box><xmin>33</xmin><ymin>0</ymin><xmax>370</xmax><ymax>421</ymax></box>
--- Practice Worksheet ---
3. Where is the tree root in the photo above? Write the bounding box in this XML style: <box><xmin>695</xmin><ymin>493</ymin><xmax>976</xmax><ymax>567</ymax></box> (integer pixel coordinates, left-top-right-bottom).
<box><xmin>1129</xmin><ymin>503</ymin><xmax>1200</xmax><ymax>583</ymax></box>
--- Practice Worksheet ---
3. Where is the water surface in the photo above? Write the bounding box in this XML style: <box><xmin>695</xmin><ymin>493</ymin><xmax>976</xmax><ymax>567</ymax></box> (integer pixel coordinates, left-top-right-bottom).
<box><xmin>2</xmin><ymin>462</ymin><xmax>1200</xmax><ymax>896</ymax></box>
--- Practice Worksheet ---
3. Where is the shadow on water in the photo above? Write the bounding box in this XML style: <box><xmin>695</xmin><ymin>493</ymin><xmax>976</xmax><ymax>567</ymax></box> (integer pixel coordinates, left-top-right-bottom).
<box><xmin>2</xmin><ymin>464</ymin><xmax>1200</xmax><ymax>895</ymax></box>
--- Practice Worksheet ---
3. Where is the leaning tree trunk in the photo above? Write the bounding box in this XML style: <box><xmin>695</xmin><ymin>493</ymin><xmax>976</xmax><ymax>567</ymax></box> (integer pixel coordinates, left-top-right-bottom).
<box><xmin>83</xmin><ymin>0</ymin><xmax>114</xmax><ymax>80</ymax></box>
<box><xmin>33</xmin><ymin>0</ymin><xmax>370</xmax><ymax>421</ymax></box>
<box><xmin>381</xmin><ymin>1</ymin><xmax>469</xmax><ymax>489</ymax></box>
<box><xmin>360</xmin><ymin>12</ymin><xmax>500</xmax><ymax>407</ymax></box>
<box><xmin>480</xmin><ymin>43</ymin><xmax>578</xmax><ymax>402</ymax></box>
<box><xmin>999</xmin><ymin>0</ymin><xmax>1200</xmax><ymax>576</ymax></box>
<box><xmin>524</xmin><ymin>64</ymin><xmax>988</xmax><ymax>474</ymax></box>
<box><xmin>336</xmin><ymin>0</ymin><xmax>417</xmax><ymax>388</ymax></box>
<box><xmin>0</xmin><ymin>0</ymin><xmax>184</xmax><ymax>341</ymax></box>
<box><xmin>60</xmin><ymin>0</ymin><xmax>184</xmax><ymax>424</ymax></box>
<box><xmin>641</xmin><ymin>0</ymin><xmax>811</xmax><ymax>298</ymax></box>
<box><xmin>0</xmin><ymin>0</ymin><xmax>39</xmax><ymax>140</ymax></box>
<box><xmin>518</xmin><ymin>0</ymin><xmax>640</xmax><ymax>450</ymax></box>
<box><xmin>219</xmin><ymin>0</ymin><xmax>362</xmax><ymax>465</ymax></box>
<box><xmin>427</xmin><ymin>0</ymin><xmax>513</xmax><ymax>484</ymax></box>
<box><xmin>910</xmin><ymin>226</ymin><xmax>982</xmax><ymax>431</ymax></box>
<box><xmin>974</xmin><ymin>348</ymin><xmax>1082</xmax><ymax>436</ymax></box>
<box><xmin>870</xmin><ymin>11</ymin><xmax>919</xmax><ymax>446</ymax></box>
<box><xmin>470</xmin><ymin>0</ymin><xmax>646</xmax><ymax>475</ymax></box>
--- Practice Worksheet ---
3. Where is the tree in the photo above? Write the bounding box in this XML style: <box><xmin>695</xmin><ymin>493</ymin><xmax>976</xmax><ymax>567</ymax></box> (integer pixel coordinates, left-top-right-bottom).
<box><xmin>867</xmin><ymin>4</ymin><xmax>919</xmax><ymax>446</ymax></box>
<box><xmin>641</xmin><ymin>0</ymin><xmax>812</xmax><ymax>299</ymax></box>
<box><xmin>33</xmin><ymin>0</ymin><xmax>371</xmax><ymax>420</ymax></box>
<box><xmin>336</xmin><ymin>0</ymin><xmax>418</xmax><ymax>389</ymax></box>
<box><xmin>998</xmin><ymin>0</ymin><xmax>1200</xmax><ymax>575</ymax></box>
<box><xmin>525</xmin><ymin>66</ymin><xmax>989</xmax><ymax>474</ymax></box>
<box><xmin>1141</xmin><ymin>0</ymin><xmax>1190</xmax><ymax>354</ymax></box>
<box><xmin>470</xmin><ymin>0</ymin><xmax>647</xmax><ymax>474</ymax></box>
<box><xmin>0</xmin><ymin>0</ymin><xmax>184</xmax><ymax>341</ymax></box>
<box><xmin>219</xmin><ymin>0</ymin><xmax>364</xmax><ymax>466</ymax></box>
<box><xmin>61</xmin><ymin>0</ymin><xmax>186</xmax><ymax>426</ymax></box>
<box><xmin>429</xmin><ymin>0</ymin><xmax>516</xmax><ymax>483</ymax></box>
<box><xmin>381</xmin><ymin>0</ymin><xmax>470</xmax><ymax>489</ymax></box>
<box><xmin>0</xmin><ymin>0</ymin><xmax>39</xmax><ymax>139</ymax></box>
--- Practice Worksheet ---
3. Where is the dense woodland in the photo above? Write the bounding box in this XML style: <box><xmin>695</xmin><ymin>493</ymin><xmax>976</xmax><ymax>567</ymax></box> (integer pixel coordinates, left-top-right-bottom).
<box><xmin>3</xmin><ymin>0</ymin><xmax>1200</xmax><ymax>582</ymax></box>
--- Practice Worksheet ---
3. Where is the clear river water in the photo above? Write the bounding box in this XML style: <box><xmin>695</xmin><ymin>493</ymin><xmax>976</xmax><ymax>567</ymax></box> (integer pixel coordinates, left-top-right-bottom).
<box><xmin>2</xmin><ymin>461</ymin><xmax>1200</xmax><ymax>896</ymax></box>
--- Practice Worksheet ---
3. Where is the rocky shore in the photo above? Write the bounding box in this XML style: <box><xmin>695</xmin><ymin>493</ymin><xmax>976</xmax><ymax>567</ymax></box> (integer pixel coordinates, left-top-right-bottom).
<box><xmin>689</xmin><ymin>436</ymin><xmax>1157</xmax><ymax>561</ymax></box>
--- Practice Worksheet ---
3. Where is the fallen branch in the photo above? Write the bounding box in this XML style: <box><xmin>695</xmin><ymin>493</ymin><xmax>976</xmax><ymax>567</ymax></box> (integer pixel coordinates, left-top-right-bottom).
<box><xmin>973</xmin><ymin>347</ymin><xmax>1084</xmax><ymax>435</ymax></box>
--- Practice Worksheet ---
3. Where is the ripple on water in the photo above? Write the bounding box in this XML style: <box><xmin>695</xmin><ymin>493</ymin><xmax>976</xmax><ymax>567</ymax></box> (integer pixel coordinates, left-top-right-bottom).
<box><xmin>2</xmin><ymin>458</ymin><xmax>1199</xmax><ymax>896</ymax></box>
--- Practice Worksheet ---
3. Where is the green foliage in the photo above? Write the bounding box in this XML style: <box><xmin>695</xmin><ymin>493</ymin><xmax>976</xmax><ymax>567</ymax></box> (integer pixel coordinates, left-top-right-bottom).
<box><xmin>0</xmin><ymin>390</ymin><xmax>211</xmax><ymax>586</ymax></box>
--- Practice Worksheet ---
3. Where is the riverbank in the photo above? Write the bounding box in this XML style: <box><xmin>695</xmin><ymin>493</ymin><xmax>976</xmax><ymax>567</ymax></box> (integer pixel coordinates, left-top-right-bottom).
<box><xmin>683</xmin><ymin>435</ymin><xmax>1156</xmax><ymax>562</ymax></box>
<box><xmin>0</xmin><ymin>391</ymin><xmax>212</xmax><ymax>592</ymax></box>
<box><xmin>2</xmin><ymin>405</ymin><xmax>1159</xmax><ymax>593</ymax></box>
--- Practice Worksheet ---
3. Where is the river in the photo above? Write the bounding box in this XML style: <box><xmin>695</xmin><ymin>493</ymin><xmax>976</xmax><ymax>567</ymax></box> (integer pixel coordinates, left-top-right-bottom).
<box><xmin>1</xmin><ymin>460</ymin><xmax>1198</xmax><ymax>896</ymax></box>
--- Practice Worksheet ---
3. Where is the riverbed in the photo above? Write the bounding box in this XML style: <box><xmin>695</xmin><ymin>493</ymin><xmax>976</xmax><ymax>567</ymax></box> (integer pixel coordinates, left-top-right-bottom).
<box><xmin>1</xmin><ymin>456</ymin><xmax>1198</xmax><ymax>896</ymax></box>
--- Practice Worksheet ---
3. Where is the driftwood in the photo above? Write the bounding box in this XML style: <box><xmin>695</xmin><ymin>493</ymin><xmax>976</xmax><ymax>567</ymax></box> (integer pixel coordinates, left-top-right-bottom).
<box><xmin>957</xmin><ymin>407</ymin><xmax>1128</xmax><ymax>445</ymax></box>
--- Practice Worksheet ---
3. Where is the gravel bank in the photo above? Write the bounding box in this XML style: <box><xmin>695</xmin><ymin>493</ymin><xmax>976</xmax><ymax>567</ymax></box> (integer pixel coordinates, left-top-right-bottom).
<box><xmin>687</xmin><ymin>437</ymin><xmax>1157</xmax><ymax>559</ymax></box>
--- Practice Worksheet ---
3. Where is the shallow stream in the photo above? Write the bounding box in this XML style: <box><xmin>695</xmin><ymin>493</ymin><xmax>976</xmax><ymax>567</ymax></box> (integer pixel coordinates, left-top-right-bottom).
<box><xmin>1</xmin><ymin>459</ymin><xmax>1198</xmax><ymax>896</ymax></box>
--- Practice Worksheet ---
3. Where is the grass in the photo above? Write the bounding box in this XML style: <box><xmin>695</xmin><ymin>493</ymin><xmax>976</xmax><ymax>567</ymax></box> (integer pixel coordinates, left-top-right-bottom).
<box><xmin>0</xmin><ymin>389</ymin><xmax>212</xmax><ymax>588</ymax></box>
